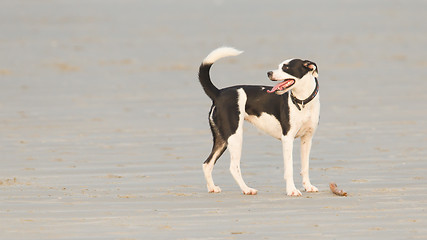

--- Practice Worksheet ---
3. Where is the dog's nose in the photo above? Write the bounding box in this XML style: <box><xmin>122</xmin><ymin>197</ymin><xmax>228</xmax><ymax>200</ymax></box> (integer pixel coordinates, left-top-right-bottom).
<box><xmin>267</xmin><ymin>71</ymin><xmax>273</xmax><ymax>78</ymax></box>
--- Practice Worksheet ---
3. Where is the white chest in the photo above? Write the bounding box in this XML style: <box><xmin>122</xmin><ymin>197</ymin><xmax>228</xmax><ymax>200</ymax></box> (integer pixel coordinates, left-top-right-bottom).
<box><xmin>290</xmin><ymin>99</ymin><xmax>320</xmax><ymax>138</ymax></box>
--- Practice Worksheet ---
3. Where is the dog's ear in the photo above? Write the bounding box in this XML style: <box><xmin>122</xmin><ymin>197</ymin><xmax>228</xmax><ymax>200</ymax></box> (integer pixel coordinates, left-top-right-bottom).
<box><xmin>303</xmin><ymin>60</ymin><xmax>318</xmax><ymax>78</ymax></box>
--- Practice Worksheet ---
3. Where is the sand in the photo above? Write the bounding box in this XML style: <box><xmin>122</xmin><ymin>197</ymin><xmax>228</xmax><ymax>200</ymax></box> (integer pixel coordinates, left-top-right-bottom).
<box><xmin>1</xmin><ymin>0</ymin><xmax>426</xmax><ymax>239</ymax></box>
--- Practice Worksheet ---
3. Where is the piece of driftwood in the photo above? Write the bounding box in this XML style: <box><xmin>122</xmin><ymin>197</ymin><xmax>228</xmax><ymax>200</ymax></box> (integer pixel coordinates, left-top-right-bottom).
<box><xmin>329</xmin><ymin>182</ymin><xmax>348</xmax><ymax>196</ymax></box>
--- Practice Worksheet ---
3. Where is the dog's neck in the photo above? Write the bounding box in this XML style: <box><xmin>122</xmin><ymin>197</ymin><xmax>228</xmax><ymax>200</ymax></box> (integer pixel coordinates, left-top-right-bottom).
<box><xmin>290</xmin><ymin>75</ymin><xmax>317</xmax><ymax>100</ymax></box>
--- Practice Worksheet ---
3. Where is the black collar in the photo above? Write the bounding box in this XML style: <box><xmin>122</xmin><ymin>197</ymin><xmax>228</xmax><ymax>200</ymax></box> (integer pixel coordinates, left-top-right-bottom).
<box><xmin>290</xmin><ymin>78</ymin><xmax>319</xmax><ymax>111</ymax></box>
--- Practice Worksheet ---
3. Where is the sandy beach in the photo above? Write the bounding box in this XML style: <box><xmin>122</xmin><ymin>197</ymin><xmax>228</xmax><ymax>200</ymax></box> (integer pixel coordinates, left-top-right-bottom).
<box><xmin>1</xmin><ymin>0</ymin><xmax>426</xmax><ymax>239</ymax></box>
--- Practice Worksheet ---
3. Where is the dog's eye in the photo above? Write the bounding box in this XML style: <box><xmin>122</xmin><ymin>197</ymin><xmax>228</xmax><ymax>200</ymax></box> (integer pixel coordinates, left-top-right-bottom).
<box><xmin>282</xmin><ymin>65</ymin><xmax>289</xmax><ymax>71</ymax></box>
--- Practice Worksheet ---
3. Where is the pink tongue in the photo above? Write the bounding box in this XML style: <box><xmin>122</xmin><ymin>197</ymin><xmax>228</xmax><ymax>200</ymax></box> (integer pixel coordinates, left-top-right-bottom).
<box><xmin>267</xmin><ymin>79</ymin><xmax>294</xmax><ymax>93</ymax></box>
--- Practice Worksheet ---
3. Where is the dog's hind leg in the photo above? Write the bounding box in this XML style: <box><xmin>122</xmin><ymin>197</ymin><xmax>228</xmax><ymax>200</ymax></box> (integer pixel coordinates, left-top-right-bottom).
<box><xmin>203</xmin><ymin>108</ymin><xmax>227</xmax><ymax>193</ymax></box>
<box><xmin>228</xmin><ymin>131</ymin><xmax>257</xmax><ymax>195</ymax></box>
<box><xmin>228</xmin><ymin>89</ymin><xmax>257</xmax><ymax>195</ymax></box>
<box><xmin>203</xmin><ymin>136</ymin><xmax>226</xmax><ymax>193</ymax></box>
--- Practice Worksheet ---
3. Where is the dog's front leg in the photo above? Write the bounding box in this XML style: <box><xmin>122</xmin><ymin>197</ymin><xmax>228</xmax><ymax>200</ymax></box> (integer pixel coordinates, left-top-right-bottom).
<box><xmin>300</xmin><ymin>134</ymin><xmax>318</xmax><ymax>193</ymax></box>
<box><xmin>281</xmin><ymin>135</ymin><xmax>301</xmax><ymax>196</ymax></box>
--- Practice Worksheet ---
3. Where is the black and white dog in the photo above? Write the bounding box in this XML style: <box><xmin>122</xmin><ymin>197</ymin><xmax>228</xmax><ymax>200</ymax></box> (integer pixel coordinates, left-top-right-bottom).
<box><xmin>199</xmin><ymin>47</ymin><xmax>320</xmax><ymax>196</ymax></box>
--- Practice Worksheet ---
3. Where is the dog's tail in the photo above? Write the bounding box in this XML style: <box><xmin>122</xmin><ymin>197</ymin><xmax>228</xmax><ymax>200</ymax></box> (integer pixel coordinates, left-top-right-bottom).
<box><xmin>198</xmin><ymin>47</ymin><xmax>243</xmax><ymax>101</ymax></box>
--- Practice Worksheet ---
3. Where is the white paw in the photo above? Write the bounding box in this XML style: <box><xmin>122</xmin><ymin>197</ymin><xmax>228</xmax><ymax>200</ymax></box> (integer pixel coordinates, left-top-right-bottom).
<box><xmin>208</xmin><ymin>185</ymin><xmax>221</xmax><ymax>193</ymax></box>
<box><xmin>287</xmin><ymin>188</ymin><xmax>302</xmax><ymax>197</ymax></box>
<box><xmin>304</xmin><ymin>184</ymin><xmax>319</xmax><ymax>193</ymax></box>
<box><xmin>243</xmin><ymin>188</ymin><xmax>258</xmax><ymax>195</ymax></box>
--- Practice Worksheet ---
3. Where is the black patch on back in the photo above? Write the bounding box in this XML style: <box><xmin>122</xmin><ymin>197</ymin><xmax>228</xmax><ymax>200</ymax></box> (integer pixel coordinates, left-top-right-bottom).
<box><xmin>242</xmin><ymin>86</ymin><xmax>291</xmax><ymax>136</ymax></box>
<box><xmin>209</xmin><ymin>85</ymin><xmax>292</xmax><ymax>140</ymax></box>
<box><xmin>210</xmin><ymin>88</ymin><xmax>240</xmax><ymax>140</ymax></box>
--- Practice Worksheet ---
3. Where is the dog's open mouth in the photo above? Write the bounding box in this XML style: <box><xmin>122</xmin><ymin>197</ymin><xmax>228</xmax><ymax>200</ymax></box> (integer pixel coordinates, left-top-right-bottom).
<box><xmin>267</xmin><ymin>79</ymin><xmax>295</xmax><ymax>93</ymax></box>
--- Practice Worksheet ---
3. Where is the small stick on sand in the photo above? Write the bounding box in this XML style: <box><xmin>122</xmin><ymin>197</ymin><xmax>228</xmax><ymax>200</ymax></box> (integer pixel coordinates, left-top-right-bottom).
<box><xmin>329</xmin><ymin>182</ymin><xmax>347</xmax><ymax>197</ymax></box>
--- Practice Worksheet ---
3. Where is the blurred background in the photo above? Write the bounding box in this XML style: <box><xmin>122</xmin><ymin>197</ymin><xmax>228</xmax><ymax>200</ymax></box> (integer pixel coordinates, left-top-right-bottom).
<box><xmin>1</xmin><ymin>1</ymin><xmax>426</xmax><ymax>239</ymax></box>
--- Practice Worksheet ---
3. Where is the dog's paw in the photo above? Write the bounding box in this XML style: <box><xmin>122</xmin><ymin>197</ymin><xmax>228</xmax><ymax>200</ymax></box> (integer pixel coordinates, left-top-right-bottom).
<box><xmin>287</xmin><ymin>188</ymin><xmax>302</xmax><ymax>197</ymax></box>
<box><xmin>304</xmin><ymin>184</ymin><xmax>319</xmax><ymax>193</ymax></box>
<box><xmin>207</xmin><ymin>185</ymin><xmax>221</xmax><ymax>193</ymax></box>
<box><xmin>243</xmin><ymin>188</ymin><xmax>258</xmax><ymax>195</ymax></box>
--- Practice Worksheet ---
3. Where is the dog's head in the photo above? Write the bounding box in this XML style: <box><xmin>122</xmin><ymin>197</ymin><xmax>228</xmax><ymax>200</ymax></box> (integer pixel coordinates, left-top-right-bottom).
<box><xmin>267</xmin><ymin>59</ymin><xmax>318</xmax><ymax>95</ymax></box>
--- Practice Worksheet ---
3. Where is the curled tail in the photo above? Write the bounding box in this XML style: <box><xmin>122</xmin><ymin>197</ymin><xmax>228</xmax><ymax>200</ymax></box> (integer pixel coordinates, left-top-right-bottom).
<box><xmin>198</xmin><ymin>47</ymin><xmax>243</xmax><ymax>101</ymax></box>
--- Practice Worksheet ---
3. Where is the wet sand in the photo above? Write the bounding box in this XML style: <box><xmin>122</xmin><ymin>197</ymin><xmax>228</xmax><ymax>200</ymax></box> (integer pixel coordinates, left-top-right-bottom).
<box><xmin>1</xmin><ymin>1</ymin><xmax>426</xmax><ymax>239</ymax></box>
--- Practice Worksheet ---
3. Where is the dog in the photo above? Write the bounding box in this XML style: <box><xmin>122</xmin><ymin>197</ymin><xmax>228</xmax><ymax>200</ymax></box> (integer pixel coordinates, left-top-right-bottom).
<box><xmin>199</xmin><ymin>47</ymin><xmax>320</xmax><ymax>196</ymax></box>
